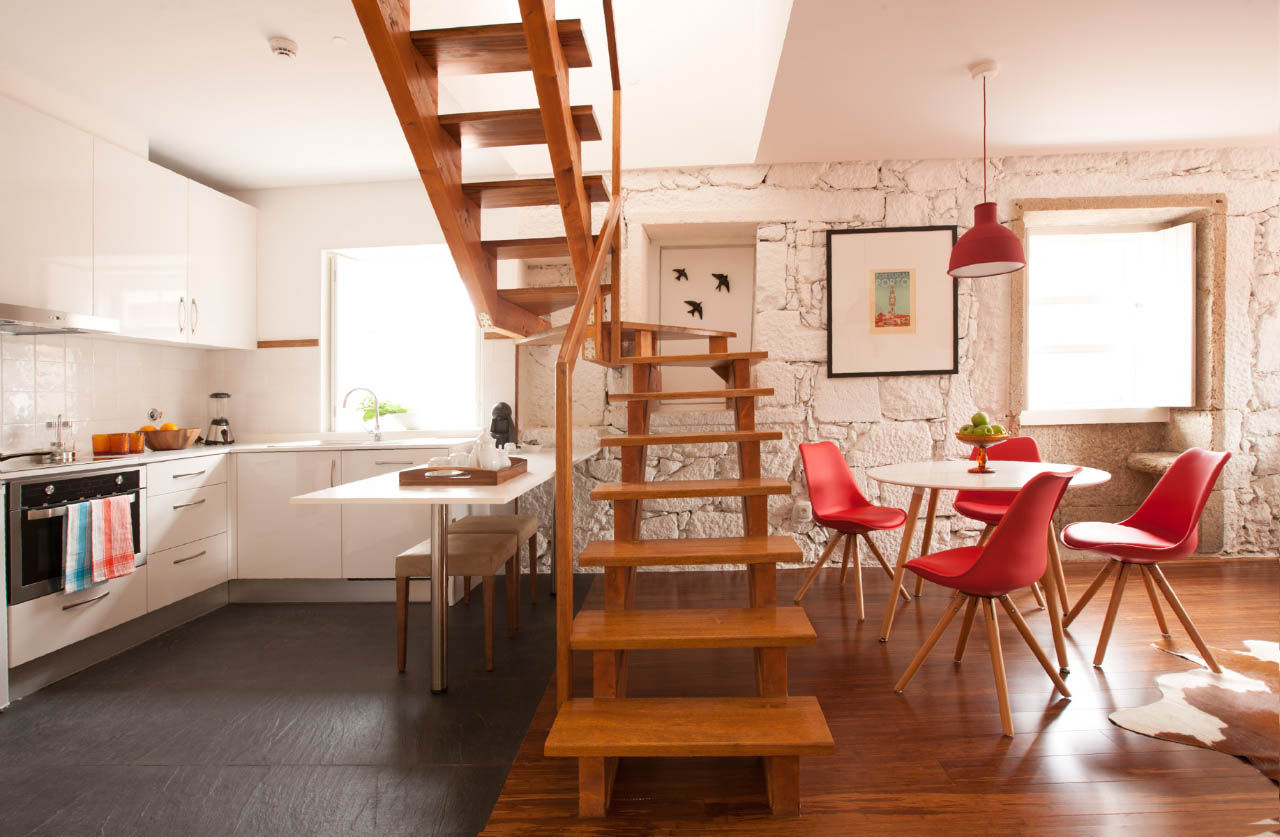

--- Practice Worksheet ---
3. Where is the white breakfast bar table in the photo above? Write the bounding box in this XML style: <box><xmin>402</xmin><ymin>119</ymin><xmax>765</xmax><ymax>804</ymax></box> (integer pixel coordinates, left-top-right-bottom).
<box><xmin>866</xmin><ymin>459</ymin><xmax>1110</xmax><ymax>673</ymax></box>
<box><xmin>291</xmin><ymin>447</ymin><xmax>598</xmax><ymax>694</ymax></box>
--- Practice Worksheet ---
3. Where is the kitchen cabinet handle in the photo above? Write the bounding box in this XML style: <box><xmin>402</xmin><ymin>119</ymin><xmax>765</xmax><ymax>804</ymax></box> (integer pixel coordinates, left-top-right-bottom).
<box><xmin>171</xmin><ymin>470</ymin><xmax>207</xmax><ymax>479</ymax></box>
<box><xmin>190</xmin><ymin>298</ymin><xmax>199</xmax><ymax>334</ymax></box>
<box><xmin>178</xmin><ymin>297</ymin><xmax>186</xmax><ymax>334</ymax></box>
<box><xmin>172</xmin><ymin>498</ymin><xmax>207</xmax><ymax>510</ymax></box>
<box><xmin>62</xmin><ymin>590</ymin><xmax>110</xmax><ymax>610</ymax></box>
<box><xmin>375</xmin><ymin>460</ymin><xmax>413</xmax><ymax>466</ymax></box>
<box><xmin>330</xmin><ymin>460</ymin><xmax>337</xmax><ymax>487</ymax></box>
<box><xmin>174</xmin><ymin>549</ymin><xmax>207</xmax><ymax>566</ymax></box>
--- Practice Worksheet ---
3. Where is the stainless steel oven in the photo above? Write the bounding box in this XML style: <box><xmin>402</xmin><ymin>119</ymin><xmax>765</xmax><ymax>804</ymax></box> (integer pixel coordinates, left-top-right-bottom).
<box><xmin>6</xmin><ymin>467</ymin><xmax>146</xmax><ymax>605</ymax></box>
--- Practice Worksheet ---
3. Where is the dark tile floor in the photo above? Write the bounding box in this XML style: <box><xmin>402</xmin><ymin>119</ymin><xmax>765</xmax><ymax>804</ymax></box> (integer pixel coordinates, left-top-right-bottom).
<box><xmin>0</xmin><ymin>574</ymin><xmax>591</xmax><ymax>837</ymax></box>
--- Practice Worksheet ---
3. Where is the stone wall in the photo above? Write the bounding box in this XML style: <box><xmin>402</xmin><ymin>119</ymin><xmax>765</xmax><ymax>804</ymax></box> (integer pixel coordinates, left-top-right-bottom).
<box><xmin>516</xmin><ymin>145</ymin><xmax>1280</xmax><ymax>573</ymax></box>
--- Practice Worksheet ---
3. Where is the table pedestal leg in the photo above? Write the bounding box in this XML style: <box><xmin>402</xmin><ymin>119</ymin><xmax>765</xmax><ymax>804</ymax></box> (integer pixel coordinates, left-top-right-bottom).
<box><xmin>430</xmin><ymin>503</ymin><xmax>449</xmax><ymax>694</ymax></box>
<box><xmin>880</xmin><ymin>487</ymin><xmax>925</xmax><ymax>641</ymax></box>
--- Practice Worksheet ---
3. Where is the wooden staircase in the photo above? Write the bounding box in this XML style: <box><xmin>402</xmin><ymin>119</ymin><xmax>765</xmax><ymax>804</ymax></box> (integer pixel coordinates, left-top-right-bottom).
<box><xmin>354</xmin><ymin>0</ymin><xmax>831</xmax><ymax>819</ymax></box>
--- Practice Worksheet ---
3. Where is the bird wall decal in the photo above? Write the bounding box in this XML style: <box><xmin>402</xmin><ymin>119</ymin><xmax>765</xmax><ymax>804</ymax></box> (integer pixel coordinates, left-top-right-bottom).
<box><xmin>684</xmin><ymin>299</ymin><xmax>704</xmax><ymax>319</ymax></box>
<box><xmin>712</xmin><ymin>273</ymin><xmax>730</xmax><ymax>292</ymax></box>
<box><xmin>672</xmin><ymin>268</ymin><xmax>689</xmax><ymax>281</ymax></box>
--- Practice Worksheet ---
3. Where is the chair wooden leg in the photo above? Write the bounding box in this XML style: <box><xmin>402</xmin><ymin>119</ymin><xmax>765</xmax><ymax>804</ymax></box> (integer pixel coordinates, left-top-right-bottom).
<box><xmin>850</xmin><ymin>535</ymin><xmax>864</xmax><ymax>621</ymax></box>
<box><xmin>395</xmin><ymin>576</ymin><xmax>409</xmax><ymax>673</ymax></box>
<box><xmin>1148</xmin><ymin>565</ymin><xmax>1222</xmax><ymax>673</ymax></box>
<box><xmin>1094</xmin><ymin>563</ymin><xmax>1132</xmax><ymax>667</ymax></box>
<box><xmin>1138</xmin><ymin>566</ymin><xmax>1170</xmax><ymax>636</ymax></box>
<box><xmin>1063</xmin><ymin>561</ymin><xmax>1116</xmax><ymax>627</ymax></box>
<box><xmin>998</xmin><ymin>595</ymin><xmax>1071</xmax><ymax>698</ymax></box>
<box><xmin>861</xmin><ymin>534</ymin><xmax>911</xmax><ymax>602</ymax></box>
<box><xmin>482</xmin><ymin>575</ymin><xmax>495</xmax><ymax>671</ymax></box>
<box><xmin>983</xmin><ymin>598</ymin><xmax>1014</xmax><ymax>736</ymax></box>
<box><xmin>506</xmin><ymin>557</ymin><xmax>519</xmax><ymax>637</ymax></box>
<box><xmin>977</xmin><ymin>523</ymin><xmax>995</xmax><ymax>547</ymax></box>
<box><xmin>913</xmin><ymin>489</ymin><xmax>940</xmax><ymax>597</ymax></box>
<box><xmin>1030</xmin><ymin>582</ymin><xmax>1046</xmax><ymax>609</ymax></box>
<box><xmin>895</xmin><ymin>593</ymin><xmax>966</xmax><ymax>692</ymax></box>
<box><xmin>1047</xmin><ymin>524</ymin><xmax>1069</xmax><ymax>617</ymax></box>
<box><xmin>953</xmin><ymin>596</ymin><xmax>979</xmax><ymax>662</ymax></box>
<box><xmin>463</xmin><ymin>576</ymin><xmax>471</xmax><ymax>605</ymax></box>
<box><xmin>528</xmin><ymin>535</ymin><xmax>538</xmax><ymax>604</ymax></box>
<box><xmin>839</xmin><ymin>534</ymin><xmax>851</xmax><ymax>585</ymax></box>
<box><xmin>794</xmin><ymin>533</ymin><xmax>842</xmax><ymax>603</ymax></box>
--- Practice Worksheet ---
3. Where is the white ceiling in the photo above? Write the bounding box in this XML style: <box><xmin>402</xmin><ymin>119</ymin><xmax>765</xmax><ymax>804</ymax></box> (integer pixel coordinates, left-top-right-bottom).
<box><xmin>757</xmin><ymin>0</ymin><xmax>1280</xmax><ymax>162</ymax></box>
<box><xmin>0</xmin><ymin>0</ymin><xmax>1274</xmax><ymax>191</ymax></box>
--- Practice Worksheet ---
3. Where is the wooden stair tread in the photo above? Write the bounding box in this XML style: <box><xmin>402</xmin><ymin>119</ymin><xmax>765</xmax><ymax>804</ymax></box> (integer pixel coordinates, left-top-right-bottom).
<box><xmin>545</xmin><ymin>696</ymin><xmax>834</xmax><ymax>758</ymax></box>
<box><xmin>411</xmin><ymin>20</ymin><xmax>591</xmax><ymax>75</ymax></box>
<box><xmin>618</xmin><ymin>351</ymin><xmax>768</xmax><ymax>368</ymax></box>
<box><xmin>439</xmin><ymin>106</ymin><xmax>601</xmax><ymax>149</ymax></box>
<box><xmin>495</xmin><ymin>321</ymin><xmax>737</xmax><ymax>344</ymax></box>
<box><xmin>591</xmin><ymin>478</ymin><xmax>792</xmax><ymax>501</ymax></box>
<box><xmin>600</xmin><ymin>430</ymin><xmax>782</xmax><ymax>447</ymax></box>
<box><xmin>463</xmin><ymin>175</ymin><xmax>609</xmax><ymax>209</ymax></box>
<box><xmin>497</xmin><ymin>284</ymin><xmax>611</xmax><ymax>316</ymax></box>
<box><xmin>601</xmin><ymin>321</ymin><xmax>736</xmax><ymax>340</ymax></box>
<box><xmin>608</xmin><ymin>388</ymin><xmax>772</xmax><ymax>403</ymax></box>
<box><xmin>579</xmin><ymin>535</ymin><xmax>803</xmax><ymax>567</ymax></box>
<box><xmin>484</xmin><ymin>237</ymin><xmax>569</xmax><ymax>260</ymax></box>
<box><xmin>570</xmin><ymin>607</ymin><xmax>815</xmax><ymax>650</ymax></box>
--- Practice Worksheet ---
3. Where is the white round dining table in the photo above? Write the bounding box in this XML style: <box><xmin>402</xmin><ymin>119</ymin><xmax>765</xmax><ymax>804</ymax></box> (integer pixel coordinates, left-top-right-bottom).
<box><xmin>866</xmin><ymin>459</ymin><xmax>1111</xmax><ymax>673</ymax></box>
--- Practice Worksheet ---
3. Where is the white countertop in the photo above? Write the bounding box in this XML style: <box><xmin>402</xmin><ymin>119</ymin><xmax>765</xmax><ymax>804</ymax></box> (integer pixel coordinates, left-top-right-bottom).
<box><xmin>290</xmin><ymin>447</ymin><xmax>600</xmax><ymax>506</ymax></box>
<box><xmin>865</xmin><ymin>459</ymin><xmax>1111</xmax><ymax>492</ymax></box>
<box><xmin>0</xmin><ymin>436</ymin><xmax>476</xmax><ymax>481</ymax></box>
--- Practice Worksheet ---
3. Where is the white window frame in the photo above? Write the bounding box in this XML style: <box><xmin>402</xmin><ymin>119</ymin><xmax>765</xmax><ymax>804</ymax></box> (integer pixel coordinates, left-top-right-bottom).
<box><xmin>1018</xmin><ymin>221</ymin><xmax>1196</xmax><ymax>427</ymax></box>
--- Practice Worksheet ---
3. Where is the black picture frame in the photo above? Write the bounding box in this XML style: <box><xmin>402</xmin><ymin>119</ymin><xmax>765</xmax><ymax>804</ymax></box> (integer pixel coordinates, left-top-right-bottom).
<box><xmin>825</xmin><ymin>225</ymin><xmax>959</xmax><ymax>378</ymax></box>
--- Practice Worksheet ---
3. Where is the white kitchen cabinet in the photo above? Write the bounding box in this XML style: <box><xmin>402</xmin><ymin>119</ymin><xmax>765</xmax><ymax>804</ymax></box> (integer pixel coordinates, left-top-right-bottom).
<box><xmin>93</xmin><ymin>139</ymin><xmax>189</xmax><ymax>342</ymax></box>
<box><xmin>187</xmin><ymin>181</ymin><xmax>256</xmax><ymax>349</ymax></box>
<box><xmin>147</xmin><ymin>532</ymin><xmax>228</xmax><ymax>612</ymax></box>
<box><xmin>147</xmin><ymin>484</ymin><xmax>228</xmax><ymax>554</ymax></box>
<box><xmin>0</xmin><ymin>94</ymin><xmax>94</xmax><ymax>315</ymax></box>
<box><xmin>339</xmin><ymin>448</ymin><xmax>448</xmax><ymax>579</ymax></box>
<box><xmin>147</xmin><ymin>453</ymin><xmax>228</xmax><ymax>496</ymax></box>
<box><xmin>236</xmin><ymin>451</ymin><xmax>342</xmax><ymax>579</ymax></box>
<box><xmin>8</xmin><ymin>566</ymin><xmax>148</xmax><ymax>667</ymax></box>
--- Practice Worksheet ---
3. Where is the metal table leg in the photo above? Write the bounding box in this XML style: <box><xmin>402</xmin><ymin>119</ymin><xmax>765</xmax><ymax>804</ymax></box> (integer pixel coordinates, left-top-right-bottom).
<box><xmin>429</xmin><ymin>502</ymin><xmax>448</xmax><ymax>694</ymax></box>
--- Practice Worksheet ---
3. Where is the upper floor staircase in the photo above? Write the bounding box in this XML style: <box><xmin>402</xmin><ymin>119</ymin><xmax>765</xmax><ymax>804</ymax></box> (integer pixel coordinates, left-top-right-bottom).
<box><xmin>353</xmin><ymin>0</ymin><xmax>832</xmax><ymax>818</ymax></box>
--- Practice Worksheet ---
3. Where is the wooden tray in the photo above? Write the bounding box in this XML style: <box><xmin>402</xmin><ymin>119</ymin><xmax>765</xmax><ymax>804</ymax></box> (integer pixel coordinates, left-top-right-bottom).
<box><xmin>399</xmin><ymin>457</ymin><xmax>528</xmax><ymax>486</ymax></box>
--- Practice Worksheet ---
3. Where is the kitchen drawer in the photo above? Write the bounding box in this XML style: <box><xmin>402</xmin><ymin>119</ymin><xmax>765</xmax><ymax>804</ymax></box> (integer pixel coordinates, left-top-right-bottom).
<box><xmin>147</xmin><ymin>483</ymin><xmax>226</xmax><ymax>554</ymax></box>
<box><xmin>147</xmin><ymin>454</ymin><xmax>227</xmax><ymax>496</ymax></box>
<box><xmin>8</xmin><ymin>565</ymin><xmax>148</xmax><ymax>667</ymax></box>
<box><xmin>147</xmin><ymin>532</ymin><xmax>227</xmax><ymax>612</ymax></box>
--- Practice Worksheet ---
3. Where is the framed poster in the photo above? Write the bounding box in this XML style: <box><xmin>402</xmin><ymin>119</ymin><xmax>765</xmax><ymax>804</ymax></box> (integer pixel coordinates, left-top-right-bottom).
<box><xmin>827</xmin><ymin>226</ymin><xmax>958</xmax><ymax>377</ymax></box>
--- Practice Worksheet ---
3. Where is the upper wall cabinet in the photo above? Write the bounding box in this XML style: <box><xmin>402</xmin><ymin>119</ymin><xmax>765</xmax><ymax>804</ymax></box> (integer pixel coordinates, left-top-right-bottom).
<box><xmin>188</xmin><ymin>181</ymin><xmax>257</xmax><ymax>349</ymax></box>
<box><xmin>93</xmin><ymin>139</ymin><xmax>190</xmax><ymax>342</ymax></box>
<box><xmin>0</xmin><ymin>95</ymin><xmax>94</xmax><ymax>315</ymax></box>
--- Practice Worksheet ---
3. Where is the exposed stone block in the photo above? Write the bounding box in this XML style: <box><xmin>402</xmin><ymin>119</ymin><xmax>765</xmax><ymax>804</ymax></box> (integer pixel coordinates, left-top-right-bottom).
<box><xmin>820</xmin><ymin>162</ymin><xmax>878</xmax><ymax>190</ymax></box>
<box><xmin>753</xmin><ymin>309</ymin><xmax>828</xmax><ymax>361</ymax></box>
<box><xmin>879</xmin><ymin>375</ymin><xmax>946</xmax><ymax>420</ymax></box>
<box><xmin>812</xmin><ymin>375</ymin><xmax>881</xmax><ymax>423</ymax></box>
<box><xmin>848</xmin><ymin>420</ymin><xmax>934</xmax><ymax>467</ymax></box>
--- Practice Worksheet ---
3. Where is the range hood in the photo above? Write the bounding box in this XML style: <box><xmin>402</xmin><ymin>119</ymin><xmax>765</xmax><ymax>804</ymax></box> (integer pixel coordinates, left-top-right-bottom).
<box><xmin>0</xmin><ymin>303</ymin><xmax>118</xmax><ymax>336</ymax></box>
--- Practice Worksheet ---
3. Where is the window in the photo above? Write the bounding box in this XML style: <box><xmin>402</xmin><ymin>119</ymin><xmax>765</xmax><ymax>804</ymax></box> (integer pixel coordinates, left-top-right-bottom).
<box><xmin>327</xmin><ymin>245</ymin><xmax>480</xmax><ymax>433</ymax></box>
<box><xmin>1022</xmin><ymin>222</ymin><xmax>1195</xmax><ymax>424</ymax></box>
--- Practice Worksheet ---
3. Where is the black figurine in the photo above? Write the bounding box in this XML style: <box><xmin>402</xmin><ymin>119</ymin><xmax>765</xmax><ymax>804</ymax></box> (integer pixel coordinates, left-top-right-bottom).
<box><xmin>713</xmin><ymin>273</ymin><xmax>730</xmax><ymax>292</ymax></box>
<box><xmin>684</xmin><ymin>299</ymin><xmax>704</xmax><ymax>319</ymax></box>
<box><xmin>489</xmin><ymin>402</ymin><xmax>513</xmax><ymax>448</ymax></box>
<box><xmin>673</xmin><ymin>268</ymin><xmax>689</xmax><ymax>281</ymax></box>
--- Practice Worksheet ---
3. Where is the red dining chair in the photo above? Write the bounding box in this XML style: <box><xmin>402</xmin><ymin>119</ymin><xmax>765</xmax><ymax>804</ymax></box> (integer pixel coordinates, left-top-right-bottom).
<box><xmin>1060</xmin><ymin>448</ymin><xmax>1230</xmax><ymax>673</ymax></box>
<box><xmin>894</xmin><ymin>469</ymin><xmax>1079</xmax><ymax>736</ymax></box>
<box><xmin>952</xmin><ymin>436</ymin><xmax>1048</xmax><ymax>606</ymax></box>
<box><xmin>795</xmin><ymin>441</ymin><xmax>910</xmax><ymax>618</ymax></box>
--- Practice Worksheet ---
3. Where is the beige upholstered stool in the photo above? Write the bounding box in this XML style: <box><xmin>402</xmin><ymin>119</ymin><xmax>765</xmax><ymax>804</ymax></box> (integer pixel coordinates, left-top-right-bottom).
<box><xmin>395</xmin><ymin>532</ymin><xmax>518</xmax><ymax>673</ymax></box>
<box><xmin>450</xmin><ymin>514</ymin><xmax>541</xmax><ymax>604</ymax></box>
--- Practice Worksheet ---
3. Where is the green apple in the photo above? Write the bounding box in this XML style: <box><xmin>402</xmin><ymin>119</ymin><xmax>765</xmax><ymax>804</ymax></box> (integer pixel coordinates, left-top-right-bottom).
<box><xmin>981</xmin><ymin>425</ymin><xmax>998</xmax><ymax>435</ymax></box>
<box><xmin>990</xmin><ymin>424</ymin><xmax>1005</xmax><ymax>435</ymax></box>
<box><xmin>971</xmin><ymin>411</ymin><xmax>989</xmax><ymax>427</ymax></box>
<box><xmin>959</xmin><ymin>424</ymin><xmax>974</xmax><ymax>433</ymax></box>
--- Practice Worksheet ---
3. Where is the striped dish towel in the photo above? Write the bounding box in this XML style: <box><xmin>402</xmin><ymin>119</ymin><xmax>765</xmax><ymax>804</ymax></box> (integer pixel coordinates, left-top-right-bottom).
<box><xmin>90</xmin><ymin>495</ymin><xmax>136</xmax><ymax>583</ymax></box>
<box><xmin>62</xmin><ymin>501</ymin><xmax>93</xmax><ymax>593</ymax></box>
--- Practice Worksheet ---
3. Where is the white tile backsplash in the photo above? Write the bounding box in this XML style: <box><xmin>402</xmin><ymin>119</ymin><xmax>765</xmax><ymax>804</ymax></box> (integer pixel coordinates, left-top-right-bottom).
<box><xmin>0</xmin><ymin>334</ymin><xmax>218</xmax><ymax>457</ymax></box>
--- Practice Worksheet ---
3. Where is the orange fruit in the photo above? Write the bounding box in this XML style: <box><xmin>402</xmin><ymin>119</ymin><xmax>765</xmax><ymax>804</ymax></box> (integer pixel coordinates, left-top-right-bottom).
<box><xmin>140</xmin><ymin>425</ymin><xmax>157</xmax><ymax>432</ymax></box>
<box><xmin>159</xmin><ymin>422</ymin><xmax>178</xmax><ymax>431</ymax></box>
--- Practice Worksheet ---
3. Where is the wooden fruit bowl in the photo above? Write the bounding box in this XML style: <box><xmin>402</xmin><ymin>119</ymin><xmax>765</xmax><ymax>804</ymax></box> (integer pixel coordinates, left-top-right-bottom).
<box><xmin>954</xmin><ymin>431</ymin><xmax>1012</xmax><ymax>474</ymax></box>
<box><xmin>142</xmin><ymin>428</ymin><xmax>201</xmax><ymax>451</ymax></box>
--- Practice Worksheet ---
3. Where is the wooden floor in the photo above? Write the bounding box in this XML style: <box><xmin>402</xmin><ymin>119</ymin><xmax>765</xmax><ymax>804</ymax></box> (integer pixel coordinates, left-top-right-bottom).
<box><xmin>483</xmin><ymin>559</ymin><xmax>1280</xmax><ymax>835</ymax></box>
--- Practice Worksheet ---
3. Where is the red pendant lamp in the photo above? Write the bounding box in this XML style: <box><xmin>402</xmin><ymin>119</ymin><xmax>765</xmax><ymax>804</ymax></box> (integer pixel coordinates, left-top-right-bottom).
<box><xmin>948</xmin><ymin>60</ymin><xmax>1025</xmax><ymax>278</ymax></box>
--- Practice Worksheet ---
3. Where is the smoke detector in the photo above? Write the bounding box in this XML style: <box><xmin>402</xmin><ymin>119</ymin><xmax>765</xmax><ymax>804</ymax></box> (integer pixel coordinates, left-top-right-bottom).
<box><xmin>267</xmin><ymin>36</ymin><xmax>298</xmax><ymax>59</ymax></box>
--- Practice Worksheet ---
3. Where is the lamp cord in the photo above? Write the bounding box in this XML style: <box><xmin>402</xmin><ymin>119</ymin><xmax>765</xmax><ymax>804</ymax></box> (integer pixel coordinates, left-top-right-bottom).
<box><xmin>982</xmin><ymin>74</ymin><xmax>988</xmax><ymax>203</ymax></box>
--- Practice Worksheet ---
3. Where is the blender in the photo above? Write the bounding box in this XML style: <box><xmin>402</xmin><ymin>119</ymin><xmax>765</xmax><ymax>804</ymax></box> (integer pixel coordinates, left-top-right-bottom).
<box><xmin>203</xmin><ymin>392</ymin><xmax>235</xmax><ymax>445</ymax></box>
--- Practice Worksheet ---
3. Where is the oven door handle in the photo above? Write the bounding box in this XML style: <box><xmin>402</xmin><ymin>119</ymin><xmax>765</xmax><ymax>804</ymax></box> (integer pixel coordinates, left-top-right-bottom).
<box><xmin>26</xmin><ymin>494</ymin><xmax>137</xmax><ymax>521</ymax></box>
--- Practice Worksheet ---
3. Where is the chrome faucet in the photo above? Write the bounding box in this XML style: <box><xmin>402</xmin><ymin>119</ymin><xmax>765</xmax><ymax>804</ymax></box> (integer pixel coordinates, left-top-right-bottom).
<box><xmin>342</xmin><ymin>387</ymin><xmax>382</xmax><ymax>442</ymax></box>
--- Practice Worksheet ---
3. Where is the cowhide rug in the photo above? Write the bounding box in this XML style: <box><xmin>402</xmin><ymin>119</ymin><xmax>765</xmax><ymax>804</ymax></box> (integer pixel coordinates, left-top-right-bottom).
<box><xmin>1110</xmin><ymin>640</ymin><xmax>1279</xmax><ymax>783</ymax></box>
